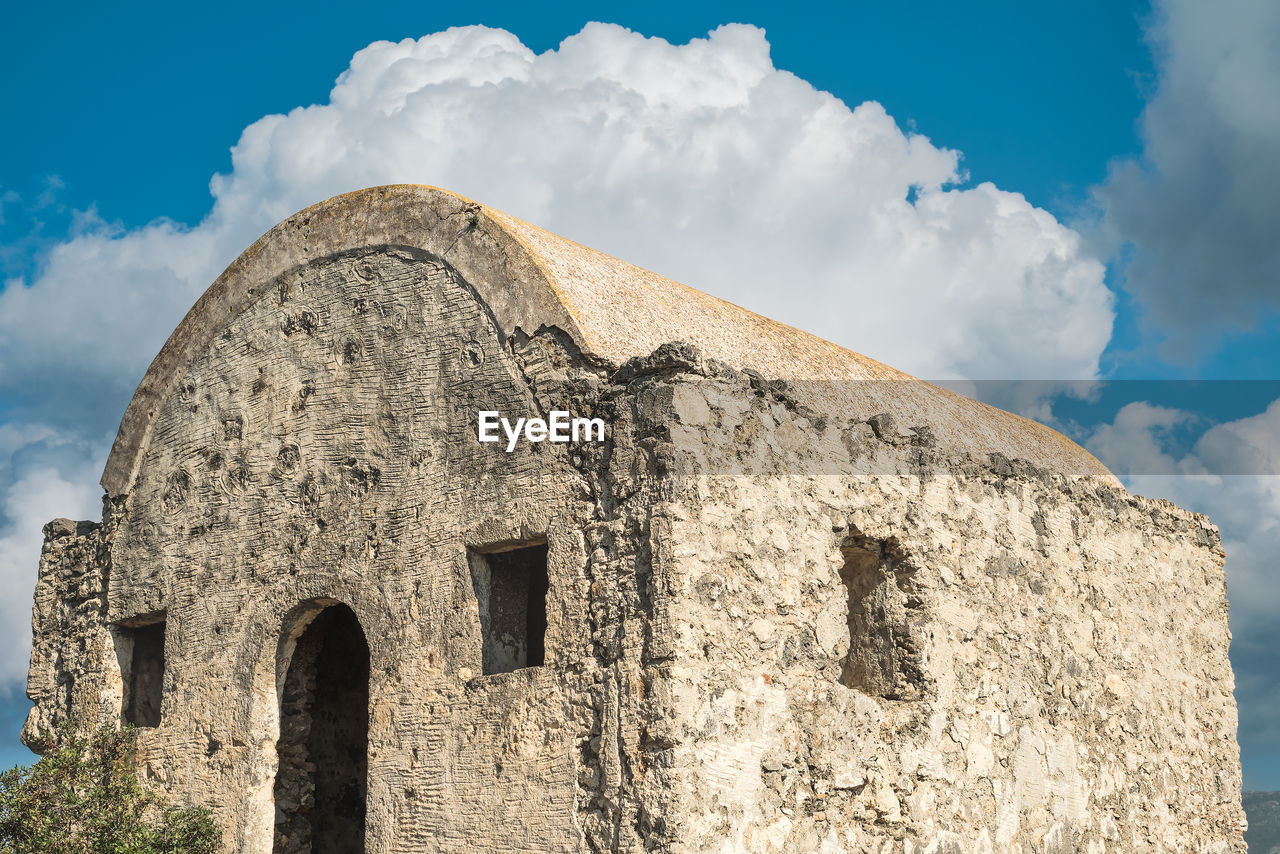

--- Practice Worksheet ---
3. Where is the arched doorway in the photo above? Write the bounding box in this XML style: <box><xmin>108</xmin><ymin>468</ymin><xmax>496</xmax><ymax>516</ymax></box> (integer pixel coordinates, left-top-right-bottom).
<box><xmin>272</xmin><ymin>603</ymin><xmax>369</xmax><ymax>854</ymax></box>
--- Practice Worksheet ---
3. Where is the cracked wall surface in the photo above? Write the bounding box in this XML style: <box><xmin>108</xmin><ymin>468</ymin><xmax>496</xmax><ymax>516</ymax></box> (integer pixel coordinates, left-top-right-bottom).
<box><xmin>23</xmin><ymin>188</ymin><xmax>1244</xmax><ymax>853</ymax></box>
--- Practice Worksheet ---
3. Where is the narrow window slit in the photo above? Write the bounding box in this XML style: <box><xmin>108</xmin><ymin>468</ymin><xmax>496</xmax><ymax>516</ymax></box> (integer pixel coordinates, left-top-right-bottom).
<box><xmin>838</xmin><ymin>535</ymin><xmax>924</xmax><ymax>700</ymax></box>
<box><xmin>115</xmin><ymin>617</ymin><xmax>167</xmax><ymax>727</ymax></box>
<box><xmin>469</xmin><ymin>542</ymin><xmax>549</xmax><ymax>675</ymax></box>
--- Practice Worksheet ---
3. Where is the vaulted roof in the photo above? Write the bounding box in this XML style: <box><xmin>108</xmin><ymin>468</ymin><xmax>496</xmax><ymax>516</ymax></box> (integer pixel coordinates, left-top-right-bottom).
<box><xmin>101</xmin><ymin>184</ymin><xmax>1113</xmax><ymax>496</ymax></box>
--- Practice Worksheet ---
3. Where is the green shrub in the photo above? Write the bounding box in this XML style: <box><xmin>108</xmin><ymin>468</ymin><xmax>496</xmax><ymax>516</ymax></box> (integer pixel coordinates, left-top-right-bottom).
<box><xmin>0</xmin><ymin>723</ymin><xmax>219</xmax><ymax>854</ymax></box>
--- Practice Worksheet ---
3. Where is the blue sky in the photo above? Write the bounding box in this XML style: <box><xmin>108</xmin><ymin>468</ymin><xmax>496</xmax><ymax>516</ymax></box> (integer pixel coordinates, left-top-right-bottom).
<box><xmin>2</xmin><ymin>0</ymin><xmax>1151</xmax><ymax>230</ymax></box>
<box><xmin>2</xmin><ymin>0</ymin><xmax>1279</xmax><ymax>788</ymax></box>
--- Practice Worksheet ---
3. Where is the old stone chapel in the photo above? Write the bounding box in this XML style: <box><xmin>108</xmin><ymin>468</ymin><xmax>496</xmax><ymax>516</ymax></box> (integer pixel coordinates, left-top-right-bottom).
<box><xmin>23</xmin><ymin>186</ymin><xmax>1245</xmax><ymax>852</ymax></box>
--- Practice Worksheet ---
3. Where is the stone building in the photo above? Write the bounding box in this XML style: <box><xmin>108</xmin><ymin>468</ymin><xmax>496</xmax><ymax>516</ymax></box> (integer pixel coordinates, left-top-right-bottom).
<box><xmin>23</xmin><ymin>185</ymin><xmax>1245</xmax><ymax>852</ymax></box>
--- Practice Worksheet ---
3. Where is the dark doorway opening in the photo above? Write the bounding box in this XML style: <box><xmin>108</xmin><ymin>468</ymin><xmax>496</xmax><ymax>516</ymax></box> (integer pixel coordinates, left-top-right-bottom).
<box><xmin>273</xmin><ymin>604</ymin><xmax>369</xmax><ymax>854</ymax></box>
<box><xmin>469</xmin><ymin>542</ymin><xmax>549</xmax><ymax>675</ymax></box>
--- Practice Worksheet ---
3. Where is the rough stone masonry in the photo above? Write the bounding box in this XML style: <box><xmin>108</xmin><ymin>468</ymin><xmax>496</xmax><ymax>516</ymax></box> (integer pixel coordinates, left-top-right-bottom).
<box><xmin>23</xmin><ymin>185</ymin><xmax>1246</xmax><ymax>852</ymax></box>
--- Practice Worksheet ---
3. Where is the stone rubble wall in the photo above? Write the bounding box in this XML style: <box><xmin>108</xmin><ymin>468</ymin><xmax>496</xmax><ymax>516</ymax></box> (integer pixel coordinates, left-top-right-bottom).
<box><xmin>23</xmin><ymin>515</ymin><xmax>121</xmax><ymax>747</ymax></box>
<box><xmin>634</xmin><ymin>354</ymin><xmax>1246</xmax><ymax>853</ymax></box>
<box><xmin>26</xmin><ymin>250</ymin><xmax>603</xmax><ymax>852</ymax></box>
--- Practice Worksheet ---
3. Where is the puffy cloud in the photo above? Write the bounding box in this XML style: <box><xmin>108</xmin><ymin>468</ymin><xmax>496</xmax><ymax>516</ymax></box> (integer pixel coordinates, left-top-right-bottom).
<box><xmin>1083</xmin><ymin>401</ymin><xmax>1191</xmax><ymax>475</ymax></box>
<box><xmin>0</xmin><ymin>22</ymin><xmax>1111</xmax><ymax>423</ymax></box>
<box><xmin>223</xmin><ymin>24</ymin><xmax>1113</xmax><ymax>382</ymax></box>
<box><xmin>1094</xmin><ymin>0</ymin><xmax>1280</xmax><ymax>355</ymax></box>
<box><xmin>1195</xmin><ymin>399</ymin><xmax>1280</xmax><ymax>476</ymax></box>
<box><xmin>0</xmin><ymin>23</ymin><xmax>1113</xmax><ymax>686</ymax></box>
<box><xmin>1086</xmin><ymin>396</ymin><xmax>1280</xmax><ymax>477</ymax></box>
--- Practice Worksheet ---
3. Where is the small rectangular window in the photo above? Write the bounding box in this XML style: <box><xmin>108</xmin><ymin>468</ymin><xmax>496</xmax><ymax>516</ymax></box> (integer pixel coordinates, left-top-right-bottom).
<box><xmin>469</xmin><ymin>542</ymin><xmax>549</xmax><ymax>675</ymax></box>
<box><xmin>117</xmin><ymin>619</ymin><xmax>166</xmax><ymax>727</ymax></box>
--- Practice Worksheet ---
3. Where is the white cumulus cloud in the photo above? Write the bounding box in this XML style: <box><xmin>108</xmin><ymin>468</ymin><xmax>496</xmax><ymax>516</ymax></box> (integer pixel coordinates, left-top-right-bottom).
<box><xmin>0</xmin><ymin>22</ymin><xmax>1114</xmax><ymax>686</ymax></box>
<box><xmin>1</xmin><ymin>22</ymin><xmax>1111</xmax><ymax>415</ymax></box>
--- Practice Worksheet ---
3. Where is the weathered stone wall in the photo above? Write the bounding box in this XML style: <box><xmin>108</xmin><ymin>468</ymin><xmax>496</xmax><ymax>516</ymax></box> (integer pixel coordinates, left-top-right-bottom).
<box><xmin>26</xmin><ymin>249</ymin><xmax>616</xmax><ymax>851</ymax></box>
<box><xmin>23</xmin><ymin>516</ymin><xmax>119</xmax><ymax>746</ymax></box>
<box><xmin>631</xmin><ymin>356</ymin><xmax>1246</xmax><ymax>852</ymax></box>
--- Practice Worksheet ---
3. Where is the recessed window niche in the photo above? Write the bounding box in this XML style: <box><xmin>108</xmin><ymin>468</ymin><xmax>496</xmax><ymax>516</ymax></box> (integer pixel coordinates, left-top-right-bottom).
<box><xmin>838</xmin><ymin>535</ymin><xmax>925</xmax><ymax>700</ymax></box>
<box><xmin>468</xmin><ymin>542</ymin><xmax>549</xmax><ymax>675</ymax></box>
<box><xmin>114</xmin><ymin>616</ymin><xmax>167</xmax><ymax>728</ymax></box>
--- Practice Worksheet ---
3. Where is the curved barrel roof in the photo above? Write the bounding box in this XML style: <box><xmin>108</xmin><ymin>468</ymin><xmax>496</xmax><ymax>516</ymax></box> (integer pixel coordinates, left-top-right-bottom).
<box><xmin>101</xmin><ymin>184</ymin><xmax>1113</xmax><ymax>496</ymax></box>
